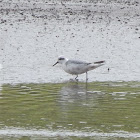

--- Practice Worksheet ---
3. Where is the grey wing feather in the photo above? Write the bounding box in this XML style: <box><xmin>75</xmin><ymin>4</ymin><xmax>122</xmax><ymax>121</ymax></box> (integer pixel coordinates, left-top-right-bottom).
<box><xmin>66</xmin><ymin>60</ymin><xmax>91</xmax><ymax>66</ymax></box>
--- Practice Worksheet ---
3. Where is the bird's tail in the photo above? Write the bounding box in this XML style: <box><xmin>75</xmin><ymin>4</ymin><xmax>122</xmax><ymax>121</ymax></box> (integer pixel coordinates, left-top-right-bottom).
<box><xmin>88</xmin><ymin>60</ymin><xmax>105</xmax><ymax>71</ymax></box>
<box><xmin>94</xmin><ymin>60</ymin><xmax>105</xmax><ymax>64</ymax></box>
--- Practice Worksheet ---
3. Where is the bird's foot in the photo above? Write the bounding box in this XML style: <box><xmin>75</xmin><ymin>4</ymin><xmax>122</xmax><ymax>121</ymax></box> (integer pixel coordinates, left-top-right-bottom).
<box><xmin>69</xmin><ymin>78</ymin><xmax>77</xmax><ymax>82</ymax></box>
<box><xmin>75</xmin><ymin>78</ymin><xmax>79</xmax><ymax>82</ymax></box>
<box><xmin>69</xmin><ymin>78</ymin><xmax>79</xmax><ymax>82</ymax></box>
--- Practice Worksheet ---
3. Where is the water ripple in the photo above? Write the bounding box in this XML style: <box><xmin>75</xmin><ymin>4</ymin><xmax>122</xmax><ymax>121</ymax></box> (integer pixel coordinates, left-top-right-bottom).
<box><xmin>0</xmin><ymin>127</ymin><xmax>140</xmax><ymax>138</ymax></box>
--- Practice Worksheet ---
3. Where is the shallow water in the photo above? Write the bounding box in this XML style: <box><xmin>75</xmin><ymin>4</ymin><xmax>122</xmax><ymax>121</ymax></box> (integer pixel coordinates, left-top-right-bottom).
<box><xmin>0</xmin><ymin>81</ymin><xmax>140</xmax><ymax>139</ymax></box>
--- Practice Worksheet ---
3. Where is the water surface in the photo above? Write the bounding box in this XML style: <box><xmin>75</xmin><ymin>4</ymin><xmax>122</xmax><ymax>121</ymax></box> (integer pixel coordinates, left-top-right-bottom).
<box><xmin>0</xmin><ymin>81</ymin><xmax>140</xmax><ymax>139</ymax></box>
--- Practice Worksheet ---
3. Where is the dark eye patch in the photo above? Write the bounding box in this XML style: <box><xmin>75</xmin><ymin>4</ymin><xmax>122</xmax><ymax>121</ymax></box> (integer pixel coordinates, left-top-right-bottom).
<box><xmin>59</xmin><ymin>57</ymin><xmax>64</xmax><ymax>60</ymax></box>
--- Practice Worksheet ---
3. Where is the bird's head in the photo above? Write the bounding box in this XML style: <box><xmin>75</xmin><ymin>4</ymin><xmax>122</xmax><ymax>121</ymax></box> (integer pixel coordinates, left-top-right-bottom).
<box><xmin>53</xmin><ymin>56</ymin><xmax>68</xmax><ymax>66</ymax></box>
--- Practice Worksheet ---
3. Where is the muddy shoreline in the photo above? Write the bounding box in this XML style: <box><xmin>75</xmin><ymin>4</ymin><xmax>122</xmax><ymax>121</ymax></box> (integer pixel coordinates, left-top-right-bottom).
<box><xmin>0</xmin><ymin>1</ymin><xmax>140</xmax><ymax>83</ymax></box>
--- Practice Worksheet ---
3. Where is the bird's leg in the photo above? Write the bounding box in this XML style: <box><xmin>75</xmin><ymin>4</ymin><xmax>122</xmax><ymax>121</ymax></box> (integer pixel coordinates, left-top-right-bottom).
<box><xmin>86</xmin><ymin>72</ymin><xmax>88</xmax><ymax>82</ymax></box>
<box><xmin>75</xmin><ymin>75</ymin><xmax>78</xmax><ymax>81</ymax></box>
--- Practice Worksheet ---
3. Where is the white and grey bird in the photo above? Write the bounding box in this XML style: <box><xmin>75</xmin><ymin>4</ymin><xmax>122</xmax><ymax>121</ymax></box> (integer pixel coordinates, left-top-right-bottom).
<box><xmin>53</xmin><ymin>56</ymin><xmax>105</xmax><ymax>81</ymax></box>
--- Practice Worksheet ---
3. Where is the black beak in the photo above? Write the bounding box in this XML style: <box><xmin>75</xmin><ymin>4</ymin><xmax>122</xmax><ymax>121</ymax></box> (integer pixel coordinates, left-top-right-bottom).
<box><xmin>53</xmin><ymin>61</ymin><xmax>58</xmax><ymax>66</ymax></box>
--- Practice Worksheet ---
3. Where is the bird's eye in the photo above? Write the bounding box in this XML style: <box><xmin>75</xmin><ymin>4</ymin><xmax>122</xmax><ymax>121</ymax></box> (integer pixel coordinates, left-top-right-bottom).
<box><xmin>59</xmin><ymin>58</ymin><xmax>64</xmax><ymax>60</ymax></box>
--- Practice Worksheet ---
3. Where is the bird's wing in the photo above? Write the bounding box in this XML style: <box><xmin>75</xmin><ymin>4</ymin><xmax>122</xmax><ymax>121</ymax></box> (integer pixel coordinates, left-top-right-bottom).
<box><xmin>66</xmin><ymin>60</ymin><xmax>91</xmax><ymax>66</ymax></box>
